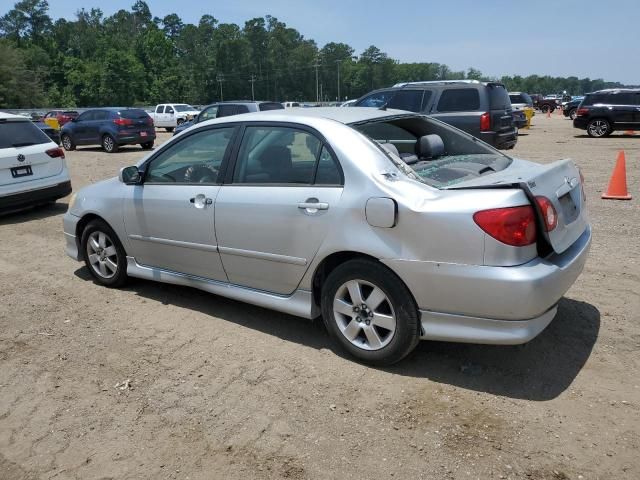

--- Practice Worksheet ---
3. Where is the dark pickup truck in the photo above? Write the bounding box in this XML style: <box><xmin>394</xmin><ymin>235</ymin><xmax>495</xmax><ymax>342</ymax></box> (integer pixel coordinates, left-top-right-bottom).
<box><xmin>531</xmin><ymin>95</ymin><xmax>559</xmax><ymax>113</ymax></box>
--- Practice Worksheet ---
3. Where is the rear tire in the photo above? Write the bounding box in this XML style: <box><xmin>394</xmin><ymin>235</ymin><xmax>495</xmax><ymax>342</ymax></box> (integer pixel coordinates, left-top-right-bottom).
<box><xmin>587</xmin><ymin>118</ymin><xmax>611</xmax><ymax>138</ymax></box>
<box><xmin>177</xmin><ymin>119</ymin><xmax>185</xmax><ymax>126</ymax></box>
<box><xmin>80</xmin><ymin>219</ymin><xmax>128</xmax><ymax>288</ymax></box>
<box><xmin>569</xmin><ymin>108</ymin><xmax>577</xmax><ymax>120</ymax></box>
<box><xmin>102</xmin><ymin>134</ymin><xmax>118</xmax><ymax>153</ymax></box>
<box><xmin>321</xmin><ymin>259</ymin><xmax>420</xmax><ymax>366</ymax></box>
<box><xmin>541</xmin><ymin>104</ymin><xmax>550</xmax><ymax>113</ymax></box>
<box><xmin>140</xmin><ymin>141</ymin><xmax>154</xmax><ymax>150</ymax></box>
<box><xmin>61</xmin><ymin>134</ymin><xmax>75</xmax><ymax>151</ymax></box>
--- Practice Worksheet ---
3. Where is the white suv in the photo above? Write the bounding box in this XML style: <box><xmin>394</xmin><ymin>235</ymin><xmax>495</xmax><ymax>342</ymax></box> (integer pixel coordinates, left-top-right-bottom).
<box><xmin>1</xmin><ymin>112</ymin><xmax>72</xmax><ymax>213</ymax></box>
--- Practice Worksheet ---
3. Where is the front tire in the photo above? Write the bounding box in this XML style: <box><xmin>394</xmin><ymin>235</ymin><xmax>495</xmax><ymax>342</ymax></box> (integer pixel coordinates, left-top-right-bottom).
<box><xmin>177</xmin><ymin>118</ymin><xmax>185</xmax><ymax>126</ymax></box>
<box><xmin>321</xmin><ymin>259</ymin><xmax>420</xmax><ymax>366</ymax></box>
<box><xmin>61</xmin><ymin>134</ymin><xmax>75</xmax><ymax>151</ymax></box>
<box><xmin>569</xmin><ymin>108</ymin><xmax>577</xmax><ymax>120</ymax></box>
<box><xmin>141</xmin><ymin>141</ymin><xmax>154</xmax><ymax>150</ymax></box>
<box><xmin>81</xmin><ymin>219</ymin><xmax>128</xmax><ymax>288</ymax></box>
<box><xmin>541</xmin><ymin>104</ymin><xmax>550</xmax><ymax>113</ymax></box>
<box><xmin>102</xmin><ymin>134</ymin><xmax>118</xmax><ymax>153</ymax></box>
<box><xmin>587</xmin><ymin>118</ymin><xmax>611</xmax><ymax>138</ymax></box>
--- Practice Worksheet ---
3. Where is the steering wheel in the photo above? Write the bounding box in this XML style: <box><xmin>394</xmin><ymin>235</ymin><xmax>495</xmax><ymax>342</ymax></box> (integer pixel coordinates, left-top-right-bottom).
<box><xmin>184</xmin><ymin>164</ymin><xmax>218</xmax><ymax>183</ymax></box>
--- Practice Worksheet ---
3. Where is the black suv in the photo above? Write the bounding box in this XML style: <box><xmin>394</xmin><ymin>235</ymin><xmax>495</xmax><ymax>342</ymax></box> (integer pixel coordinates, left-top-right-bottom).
<box><xmin>573</xmin><ymin>89</ymin><xmax>640</xmax><ymax>137</ymax></box>
<box><xmin>354</xmin><ymin>80</ymin><xmax>517</xmax><ymax>149</ymax></box>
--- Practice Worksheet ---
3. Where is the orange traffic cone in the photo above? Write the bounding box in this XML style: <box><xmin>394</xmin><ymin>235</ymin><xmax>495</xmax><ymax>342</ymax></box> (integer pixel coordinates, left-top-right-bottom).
<box><xmin>602</xmin><ymin>151</ymin><xmax>632</xmax><ymax>200</ymax></box>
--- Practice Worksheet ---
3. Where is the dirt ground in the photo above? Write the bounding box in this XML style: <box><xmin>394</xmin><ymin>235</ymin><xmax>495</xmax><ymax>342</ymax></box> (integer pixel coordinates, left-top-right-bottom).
<box><xmin>1</xmin><ymin>113</ymin><xmax>639</xmax><ymax>480</ymax></box>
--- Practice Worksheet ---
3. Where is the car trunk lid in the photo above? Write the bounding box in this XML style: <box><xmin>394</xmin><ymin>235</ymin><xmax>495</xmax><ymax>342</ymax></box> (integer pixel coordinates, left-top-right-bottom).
<box><xmin>447</xmin><ymin>158</ymin><xmax>587</xmax><ymax>254</ymax></box>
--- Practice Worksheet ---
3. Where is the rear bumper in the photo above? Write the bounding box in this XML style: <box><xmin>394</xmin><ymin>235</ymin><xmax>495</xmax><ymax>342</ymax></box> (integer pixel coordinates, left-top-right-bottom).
<box><xmin>573</xmin><ymin>117</ymin><xmax>589</xmax><ymax>130</ymax></box>
<box><xmin>481</xmin><ymin>128</ymin><xmax>518</xmax><ymax>149</ymax></box>
<box><xmin>0</xmin><ymin>180</ymin><xmax>72</xmax><ymax>213</ymax></box>
<box><xmin>419</xmin><ymin>305</ymin><xmax>558</xmax><ymax>345</ymax></box>
<box><xmin>116</xmin><ymin>130</ymin><xmax>156</xmax><ymax>144</ymax></box>
<box><xmin>383</xmin><ymin>225</ymin><xmax>591</xmax><ymax>342</ymax></box>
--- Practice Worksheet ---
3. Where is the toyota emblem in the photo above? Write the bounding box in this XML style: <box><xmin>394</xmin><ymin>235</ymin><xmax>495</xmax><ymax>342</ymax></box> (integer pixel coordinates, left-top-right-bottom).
<box><xmin>17</xmin><ymin>154</ymin><xmax>25</xmax><ymax>162</ymax></box>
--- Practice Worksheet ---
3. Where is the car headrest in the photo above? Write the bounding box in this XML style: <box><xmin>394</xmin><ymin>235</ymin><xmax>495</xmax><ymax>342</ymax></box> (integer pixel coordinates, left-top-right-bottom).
<box><xmin>380</xmin><ymin>143</ymin><xmax>400</xmax><ymax>157</ymax></box>
<box><xmin>416</xmin><ymin>134</ymin><xmax>444</xmax><ymax>159</ymax></box>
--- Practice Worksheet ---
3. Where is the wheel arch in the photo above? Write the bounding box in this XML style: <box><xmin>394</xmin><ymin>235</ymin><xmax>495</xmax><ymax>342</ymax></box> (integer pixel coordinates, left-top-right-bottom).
<box><xmin>310</xmin><ymin>251</ymin><xmax>418</xmax><ymax>314</ymax></box>
<box><xmin>75</xmin><ymin>213</ymin><xmax>126</xmax><ymax>259</ymax></box>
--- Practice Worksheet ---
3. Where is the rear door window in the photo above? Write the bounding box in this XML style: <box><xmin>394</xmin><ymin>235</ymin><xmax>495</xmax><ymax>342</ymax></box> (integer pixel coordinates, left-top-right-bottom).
<box><xmin>387</xmin><ymin>90</ymin><xmax>424</xmax><ymax>112</ymax></box>
<box><xmin>436</xmin><ymin>89</ymin><xmax>480</xmax><ymax>112</ymax></box>
<box><xmin>0</xmin><ymin>120</ymin><xmax>51</xmax><ymax>148</ymax></box>
<box><xmin>608</xmin><ymin>93</ymin><xmax>636</xmax><ymax>105</ymax></box>
<box><xmin>77</xmin><ymin>111</ymin><xmax>95</xmax><ymax>121</ymax></box>
<box><xmin>94</xmin><ymin>111</ymin><xmax>110</xmax><ymax>121</ymax></box>
<box><xmin>356</xmin><ymin>90</ymin><xmax>395</xmax><ymax>108</ymax></box>
<box><xmin>217</xmin><ymin>105</ymin><xmax>237</xmax><ymax>118</ymax></box>
<box><xmin>259</xmin><ymin>102</ymin><xmax>285</xmax><ymax>111</ymax></box>
<box><xmin>236</xmin><ymin>105</ymin><xmax>250</xmax><ymax>114</ymax></box>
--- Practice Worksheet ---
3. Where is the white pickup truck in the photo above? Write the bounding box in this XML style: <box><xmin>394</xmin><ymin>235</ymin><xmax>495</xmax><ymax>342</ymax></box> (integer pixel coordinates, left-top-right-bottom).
<box><xmin>151</xmin><ymin>104</ymin><xmax>200</xmax><ymax>132</ymax></box>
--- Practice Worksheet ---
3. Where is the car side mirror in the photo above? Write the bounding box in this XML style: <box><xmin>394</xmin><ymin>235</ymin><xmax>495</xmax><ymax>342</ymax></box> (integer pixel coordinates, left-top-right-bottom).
<box><xmin>119</xmin><ymin>166</ymin><xmax>142</xmax><ymax>185</ymax></box>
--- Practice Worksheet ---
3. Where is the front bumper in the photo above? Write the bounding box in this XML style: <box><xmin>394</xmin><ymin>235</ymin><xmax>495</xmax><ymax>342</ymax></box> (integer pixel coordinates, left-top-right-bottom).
<box><xmin>0</xmin><ymin>180</ymin><xmax>72</xmax><ymax>214</ymax></box>
<box><xmin>63</xmin><ymin>211</ymin><xmax>82</xmax><ymax>261</ymax></box>
<box><xmin>383</xmin><ymin>226</ymin><xmax>591</xmax><ymax>344</ymax></box>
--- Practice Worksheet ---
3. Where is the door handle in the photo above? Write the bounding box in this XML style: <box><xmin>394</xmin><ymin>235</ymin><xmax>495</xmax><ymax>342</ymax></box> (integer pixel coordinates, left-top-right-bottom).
<box><xmin>298</xmin><ymin>198</ymin><xmax>329</xmax><ymax>213</ymax></box>
<box><xmin>190</xmin><ymin>194</ymin><xmax>213</xmax><ymax>208</ymax></box>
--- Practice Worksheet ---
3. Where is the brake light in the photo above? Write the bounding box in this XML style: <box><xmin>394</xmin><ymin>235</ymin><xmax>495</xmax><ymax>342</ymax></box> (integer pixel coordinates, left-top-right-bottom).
<box><xmin>473</xmin><ymin>206</ymin><xmax>537</xmax><ymax>247</ymax></box>
<box><xmin>576</xmin><ymin>108</ymin><xmax>589</xmax><ymax>116</ymax></box>
<box><xmin>114</xmin><ymin>118</ymin><xmax>134</xmax><ymax>126</ymax></box>
<box><xmin>480</xmin><ymin>112</ymin><xmax>491</xmax><ymax>131</ymax></box>
<box><xmin>46</xmin><ymin>147</ymin><xmax>65</xmax><ymax>159</ymax></box>
<box><xmin>535</xmin><ymin>196</ymin><xmax>557</xmax><ymax>232</ymax></box>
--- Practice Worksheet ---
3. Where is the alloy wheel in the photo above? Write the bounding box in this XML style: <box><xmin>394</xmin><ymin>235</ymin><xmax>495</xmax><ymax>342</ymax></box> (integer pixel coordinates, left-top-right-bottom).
<box><xmin>588</xmin><ymin>120</ymin><xmax>609</xmax><ymax>137</ymax></box>
<box><xmin>103</xmin><ymin>135</ymin><xmax>115</xmax><ymax>152</ymax></box>
<box><xmin>332</xmin><ymin>279</ymin><xmax>396</xmax><ymax>351</ymax></box>
<box><xmin>86</xmin><ymin>230</ymin><xmax>119</xmax><ymax>279</ymax></box>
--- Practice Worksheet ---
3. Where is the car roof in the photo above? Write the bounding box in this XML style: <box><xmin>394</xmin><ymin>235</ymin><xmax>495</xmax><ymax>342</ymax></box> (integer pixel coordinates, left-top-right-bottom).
<box><xmin>590</xmin><ymin>88</ymin><xmax>640</xmax><ymax>94</ymax></box>
<box><xmin>200</xmin><ymin>107</ymin><xmax>414</xmax><ymax>126</ymax></box>
<box><xmin>0</xmin><ymin>112</ymin><xmax>29</xmax><ymax>121</ymax></box>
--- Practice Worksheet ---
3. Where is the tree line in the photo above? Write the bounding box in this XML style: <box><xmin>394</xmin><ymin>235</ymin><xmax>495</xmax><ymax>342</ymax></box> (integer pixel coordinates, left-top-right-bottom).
<box><xmin>0</xmin><ymin>0</ymin><xmax>632</xmax><ymax>108</ymax></box>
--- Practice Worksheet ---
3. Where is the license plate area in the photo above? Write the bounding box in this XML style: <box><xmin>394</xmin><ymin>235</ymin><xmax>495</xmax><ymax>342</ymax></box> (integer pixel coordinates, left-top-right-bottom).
<box><xmin>11</xmin><ymin>165</ymin><xmax>33</xmax><ymax>178</ymax></box>
<box><xmin>140</xmin><ymin>131</ymin><xmax>147</xmax><ymax>137</ymax></box>
<box><xmin>559</xmin><ymin>191</ymin><xmax>579</xmax><ymax>223</ymax></box>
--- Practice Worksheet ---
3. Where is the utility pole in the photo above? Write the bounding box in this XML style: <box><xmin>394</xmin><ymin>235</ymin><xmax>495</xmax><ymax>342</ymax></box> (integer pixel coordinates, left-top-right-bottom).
<box><xmin>336</xmin><ymin>59</ymin><xmax>341</xmax><ymax>102</ymax></box>
<box><xmin>216</xmin><ymin>73</ymin><xmax>225</xmax><ymax>101</ymax></box>
<box><xmin>249</xmin><ymin>74</ymin><xmax>256</xmax><ymax>101</ymax></box>
<box><xmin>313</xmin><ymin>57</ymin><xmax>321</xmax><ymax>103</ymax></box>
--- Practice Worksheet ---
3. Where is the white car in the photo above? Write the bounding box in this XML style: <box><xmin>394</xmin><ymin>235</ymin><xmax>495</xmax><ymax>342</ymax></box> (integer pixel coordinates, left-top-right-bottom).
<box><xmin>0</xmin><ymin>112</ymin><xmax>71</xmax><ymax>213</ymax></box>
<box><xmin>151</xmin><ymin>104</ymin><xmax>200</xmax><ymax>132</ymax></box>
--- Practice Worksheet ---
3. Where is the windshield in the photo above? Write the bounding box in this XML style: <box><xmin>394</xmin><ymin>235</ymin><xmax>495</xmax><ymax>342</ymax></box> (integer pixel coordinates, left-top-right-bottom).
<box><xmin>174</xmin><ymin>104</ymin><xmax>196</xmax><ymax>112</ymax></box>
<box><xmin>0</xmin><ymin>120</ymin><xmax>51</xmax><ymax>149</ymax></box>
<box><xmin>351</xmin><ymin>115</ymin><xmax>512</xmax><ymax>188</ymax></box>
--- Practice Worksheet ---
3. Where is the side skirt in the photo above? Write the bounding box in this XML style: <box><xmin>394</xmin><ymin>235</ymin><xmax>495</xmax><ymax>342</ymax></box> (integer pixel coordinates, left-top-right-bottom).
<box><xmin>126</xmin><ymin>256</ymin><xmax>319</xmax><ymax>319</ymax></box>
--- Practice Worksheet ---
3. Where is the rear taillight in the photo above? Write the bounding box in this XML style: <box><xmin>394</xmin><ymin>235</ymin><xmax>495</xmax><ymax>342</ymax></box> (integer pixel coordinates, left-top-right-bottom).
<box><xmin>535</xmin><ymin>196</ymin><xmax>557</xmax><ymax>232</ymax></box>
<box><xmin>114</xmin><ymin>118</ymin><xmax>134</xmax><ymax>126</ymax></box>
<box><xmin>46</xmin><ymin>147</ymin><xmax>65</xmax><ymax>159</ymax></box>
<box><xmin>473</xmin><ymin>206</ymin><xmax>537</xmax><ymax>247</ymax></box>
<box><xmin>576</xmin><ymin>108</ymin><xmax>589</xmax><ymax>116</ymax></box>
<box><xmin>480</xmin><ymin>112</ymin><xmax>491</xmax><ymax>131</ymax></box>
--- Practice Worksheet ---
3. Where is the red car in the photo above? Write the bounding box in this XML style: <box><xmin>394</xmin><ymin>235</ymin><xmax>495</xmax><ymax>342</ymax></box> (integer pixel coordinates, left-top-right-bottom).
<box><xmin>43</xmin><ymin>110</ymin><xmax>79</xmax><ymax>128</ymax></box>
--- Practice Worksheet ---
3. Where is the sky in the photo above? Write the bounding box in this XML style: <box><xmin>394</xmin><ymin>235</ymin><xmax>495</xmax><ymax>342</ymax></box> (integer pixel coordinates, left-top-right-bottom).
<box><xmin>47</xmin><ymin>0</ymin><xmax>639</xmax><ymax>84</ymax></box>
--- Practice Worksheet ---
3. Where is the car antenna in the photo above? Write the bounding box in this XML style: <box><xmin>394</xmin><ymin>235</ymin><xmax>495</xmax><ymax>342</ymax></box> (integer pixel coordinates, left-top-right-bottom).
<box><xmin>378</xmin><ymin>82</ymin><xmax>408</xmax><ymax>111</ymax></box>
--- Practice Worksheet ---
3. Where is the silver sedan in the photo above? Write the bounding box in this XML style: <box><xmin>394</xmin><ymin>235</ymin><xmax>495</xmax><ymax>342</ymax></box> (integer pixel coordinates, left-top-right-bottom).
<box><xmin>63</xmin><ymin>108</ymin><xmax>591</xmax><ymax>365</ymax></box>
